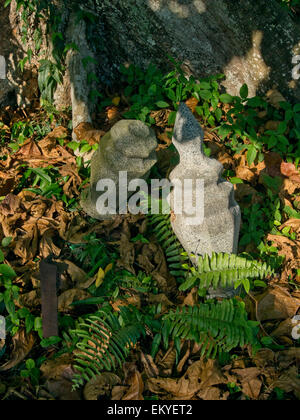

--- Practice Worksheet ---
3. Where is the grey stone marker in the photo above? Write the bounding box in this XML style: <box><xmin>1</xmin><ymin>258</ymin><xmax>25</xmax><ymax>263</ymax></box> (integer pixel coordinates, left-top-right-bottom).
<box><xmin>0</xmin><ymin>56</ymin><xmax>6</xmax><ymax>80</ymax></box>
<box><xmin>169</xmin><ymin>103</ymin><xmax>241</xmax><ymax>298</ymax></box>
<box><xmin>81</xmin><ymin>119</ymin><xmax>157</xmax><ymax>220</ymax></box>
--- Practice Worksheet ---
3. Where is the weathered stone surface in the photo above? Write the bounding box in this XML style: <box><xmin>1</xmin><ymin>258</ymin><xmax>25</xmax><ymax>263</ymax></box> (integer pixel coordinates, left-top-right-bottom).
<box><xmin>81</xmin><ymin>119</ymin><xmax>157</xmax><ymax>219</ymax></box>
<box><xmin>2</xmin><ymin>0</ymin><xmax>300</xmax><ymax>112</ymax></box>
<box><xmin>92</xmin><ymin>0</ymin><xmax>300</xmax><ymax>101</ymax></box>
<box><xmin>169</xmin><ymin>103</ymin><xmax>241</xmax><ymax>297</ymax></box>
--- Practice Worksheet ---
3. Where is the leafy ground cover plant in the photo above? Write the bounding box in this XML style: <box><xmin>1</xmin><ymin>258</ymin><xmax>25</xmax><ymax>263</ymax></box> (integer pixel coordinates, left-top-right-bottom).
<box><xmin>0</xmin><ymin>60</ymin><xmax>299</xmax><ymax>400</ymax></box>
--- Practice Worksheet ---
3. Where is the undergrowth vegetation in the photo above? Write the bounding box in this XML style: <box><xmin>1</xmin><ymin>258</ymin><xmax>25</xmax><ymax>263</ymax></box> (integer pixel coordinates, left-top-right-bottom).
<box><xmin>0</xmin><ymin>52</ymin><xmax>299</xmax><ymax>400</ymax></box>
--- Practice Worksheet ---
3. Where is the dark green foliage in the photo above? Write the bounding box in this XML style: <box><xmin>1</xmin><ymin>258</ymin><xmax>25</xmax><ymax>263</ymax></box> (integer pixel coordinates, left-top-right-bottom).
<box><xmin>180</xmin><ymin>253</ymin><xmax>274</xmax><ymax>293</ymax></box>
<box><xmin>148</xmin><ymin>213</ymin><xmax>188</xmax><ymax>280</ymax></box>
<box><xmin>71</xmin><ymin>299</ymin><xmax>257</xmax><ymax>388</ymax></box>
<box><xmin>278</xmin><ymin>0</ymin><xmax>300</xmax><ymax>13</ymax></box>
<box><xmin>71</xmin><ymin>306</ymin><xmax>149</xmax><ymax>389</ymax></box>
<box><xmin>162</xmin><ymin>299</ymin><xmax>257</xmax><ymax>358</ymax></box>
<box><xmin>218</xmin><ymin>94</ymin><xmax>300</xmax><ymax>162</ymax></box>
<box><xmin>18</xmin><ymin>166</ymin><xmax>77</xmax><ymax>209</ymax></box>
<box><xmin>119</xmin><ymin>60</ymin><xmax>224</xmax><ymax>126</ymax></box>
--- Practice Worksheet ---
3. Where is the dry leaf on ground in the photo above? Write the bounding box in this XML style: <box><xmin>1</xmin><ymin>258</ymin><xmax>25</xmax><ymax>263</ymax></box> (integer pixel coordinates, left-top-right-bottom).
<box><xmin>257</xmin><ymin>287</ymin><xmax>300</xmax><ymax>321</ymax></box>
<box><xmin>0</xmin><ymin>330</ymin><xmax>35</xmax><ymax>371</ymax></box>
<box><xmin>84</xmin><ymin>373</ymin><xmax>121</xmax><ymax>400</ymax></box>
<box><xmin>40</xmin><ymin>354</ymin><xmax>80</xmax><ymax>401</ymax></box>
<box><xmin>231</xmin><ymin>367</ymin><xmax>262</xmax><ymax>399</ymax></box>
<box><xmin>122</xmin><ymin>363</ymin><xmax>144</xmax><ymax>400</ymax></box>
<box><xmin>273</xmin><ymin>366</ymin><xmax>300</xmax><ymax>399</ymax></box>
<box><xmin>58</xmin><ymin>289</ymin><xmax>91</xmax><ymax>312</ymax></box>
<box><xmin>147</xmin><ymin>359</ymin><xmax>226</xmax><ymax>400</ymax></box>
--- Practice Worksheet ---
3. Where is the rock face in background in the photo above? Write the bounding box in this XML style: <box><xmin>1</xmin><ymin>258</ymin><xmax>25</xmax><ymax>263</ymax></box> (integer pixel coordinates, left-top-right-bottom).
<box><xmin>169</xmin><ymin>103</ymin><xmax>241</xmax><ymax>297</ymax></box>
<box><xmin>81</xmin><ymin>119</ymin><xmax>157</xmax><ymax>220</ymax></box>
<box><xmin>92</xmin><ymin>0</ymin><xmax>300</xmax><ymax>100</ymax></box>
<box><xmin>1</xmin><ymin>0</ymin><xmax>300</xmax><ymax>112</ymax></box>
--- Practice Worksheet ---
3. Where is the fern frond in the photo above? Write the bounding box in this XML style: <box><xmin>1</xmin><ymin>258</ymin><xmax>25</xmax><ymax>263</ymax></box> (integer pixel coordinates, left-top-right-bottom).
<box><xmin>148</xmin><ymin>213</ymin><xmax>188</xmax><ymax>279</ymax></box>
<box><xmin>162</xmin><ymin>299</ymin><xmax>257</xmax><ymax>357</ymax></box>
<box><xmin>71</xmin><ymin>307</ymin><xmax>145</xmax><ymax>390</ymax></box>
<box><xmin>179</xmin><ymin>252</ymin><xmax>274</xmax><ymax>292</ymax></box>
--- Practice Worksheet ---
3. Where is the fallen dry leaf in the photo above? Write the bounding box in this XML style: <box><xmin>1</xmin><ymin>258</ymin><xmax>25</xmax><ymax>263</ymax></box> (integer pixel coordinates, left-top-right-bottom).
<box><xmin>58</xmin><ymin>289</ymin><xmax>91</xmax><ymax>312</ymax></box>
<box><xmin>39</xmin><ymin>228</ymin><xmax>61</xmax><ymax>259</ymax></box>
<box><xmin>74</xmin><ymin>122</ymin><xmax>104</xmax><ymax>146</ymax></box>
<box><xmin>140</xmin><ymin>353</ymin><xmax>159</xmax><ymax>379</ymax></box>
<box><xmin>64</xmin><ymin>260</ymin><xmax>89</xmax><ymax>289</ymax></box>
<box><xmin>185</xmin><ymin>97</ymin><xmax>199</xmax><ymax>113</ymax></box>
<box><xmin>257</xmin><ymin>287</ymin><xmax>300</xmax><ymax>321</ymax></box>
<box><xmin>15</xmin><ymin>140</ymin><xmax>42</xmax><ymax>158</ymax></box>
<box><xmin>157</xmin><ymin>346</ymin><xmax>177</xmax><ymax>376</ymax></box>
<box><xmin>276</xmin><ymin>348</ymin><xmax>300</xmax><ymax>369</ymax></box>
<box><xmin>0</xmin><ymin>174</ymin><xmax>15</xmax><ymax>197</ymax></box>
<box><xmin>111</xmin><ymin>386</ymin><xmax>128</xmax><ymax>400</ymax></box>
<box><xmin>84</xmin><ymin>373</ymin><xmax>121</xmax><ymax>401</ymax></box>
<box><xmin>267</xmin><ymin>234</ymin><xmax>299</xmax><ymax>261</ymax></box>
<box><xmin>117</xmin><ymin>232</ymin><xmax>135</xmax><ymax>274</ymax></box>
<box><xmin>280</xmin><ymin>177</ymin><xmax>300</xmax><ymax>196</ymax></box>
<box><xmin>151</xmin><ymin>109</ymin><xmax>172</xmax><ymax>128</ymax></box>
<box><xmin>273</xmin><ymin>366</ymin><xmax>300</xmax><ymax>399</ymax></box>
<box><xmin>271</xmin><ymin>319</ymin><xmax>295</xmax><ymax>339</ymax></box>
<box><xmin>265</xmin><ymin>89</ymin><xmax>286</xmax><ymax>109</ymax></box>
<box><xmin>40</xmin><ymin>354</ymin><xmax>80</xmax><ymax>400</ymax></box>
<box><xmin>0</xmin><ymin>329</ymin><xmax>35</xmax><ymax>371</ymax></box>
<box><xmin>147</xmin><ymin>359</ymin><xmax>225</xmax><ymax>400</ymax></box>
<box><xmin>232</xmin><ymin>367</ymin><xmax>262</xmax><ymax>399</ymax></box>
<box><xmin>122</xmin><ymin>363</ymin><xmax>144</xmax><ymax>400</ymax></box>
<box><xmin>280</xmin><ymin>219</ymin><xmax>300</xmax><ymax>236</ymax></box>
<box><xmin>281</xmin><ymin>162</ymin><xmax>300</xmax><ymax>183</ymax></box>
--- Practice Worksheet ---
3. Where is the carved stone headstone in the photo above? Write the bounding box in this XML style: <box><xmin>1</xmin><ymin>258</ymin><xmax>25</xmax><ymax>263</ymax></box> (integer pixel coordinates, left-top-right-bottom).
<box><xmin>169</xmin><ymin>103</ymin><xmax>241</xmax><ymax>297</ymax></box>
<box><xmin>81</xmin><ymin>119</ymin><xmax>157</xmax><ymax>220</ymax></box>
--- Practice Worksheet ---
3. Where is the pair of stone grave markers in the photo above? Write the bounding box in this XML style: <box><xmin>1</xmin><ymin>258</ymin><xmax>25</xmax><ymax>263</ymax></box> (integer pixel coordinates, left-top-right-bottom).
<box><xmin>81</xmin><ymin>104</ymin><xmax>241</xmax><ymax>297</ymax></box>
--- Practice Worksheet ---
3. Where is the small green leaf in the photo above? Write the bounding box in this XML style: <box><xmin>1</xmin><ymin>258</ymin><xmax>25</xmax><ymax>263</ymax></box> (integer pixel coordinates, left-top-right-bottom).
<box><xmin>40</xmin><ymin>336</ymin><xmax>62</xmax><ymax>348</ymax></box>
<box><xmin>67</xmin><ymin>141</ymin><xmax>80</xmax><ymax>151</ymax></box>
<box><xmin>277</xmin><ymin>121</ymin><xmax>287</xmax><ymax>135</ymax></box>
<box><xmin>167</xmin><ymin>111</ymin><xmax>176</xmax><ymax>126</ymax></box>
<box><xmin>34</xmin><ymin>317</ymin><xmax>43</xmax><ymax>331</ymax></box>
<box><xmin>0</xmin><ymin>264</ymin><xmax>16</xmax><ymax>278</ymax></box>
<box><xmin>199</xmin><ymin>90</ymin><xmax>212</xmax><ymax>101</ymax></box>
<box><xmin>242</xmin><ymin>278</ymin><xmax>251</xmax><ymax>294</ymax></box>
<box><xmin>240</xmin><ymin>84</ymin><xmax>248</xmax><ymax>99</ymax></box>
<box><xmin>80</xmin><ymin>144</ymin><xmax>92</xmax><ymax>154</ymax></box>
<box><xmin>247</xmin><ymin>146</ymin><xmax>258</xmax><ymax>166</ymax></box>
<box><xmin>220</xmin><ymin>93</ymin><xmax>233</xmax><ymax>104</ymax></box>
<box><xmin>254</xmin><ymin>280</ymin><xmax>267</xmax><ymax>289</ymax></box>
<box><xmin>230</xmin><ymin>177</ymin><xmax>244</xmax><ymax>184</ymax></box>
<box><xmin>2</xmin><ymin>237</ymin><xmax>13</xmax><ymax>247</ymax></box>
<box><xmin>156</xmin><ymin>101</ymin><xmax>169</xmax><ymax>108</ymax></box>
<box><xmin>26</xmin><ymin>359</ymin><xmax>35</xmax><ymax>370</ymax></box>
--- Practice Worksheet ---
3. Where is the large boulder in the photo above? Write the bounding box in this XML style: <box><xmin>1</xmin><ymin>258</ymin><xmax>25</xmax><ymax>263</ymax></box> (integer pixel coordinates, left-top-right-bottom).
<box><xmin>93</xmin><ymin>0</ymin><xmax>300</xmax><ymax>100</ymax></box>
<box><xmin>1</xmin><ymin>0</ymin><xmax>299</xmax><ymax>112</ymax></box>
